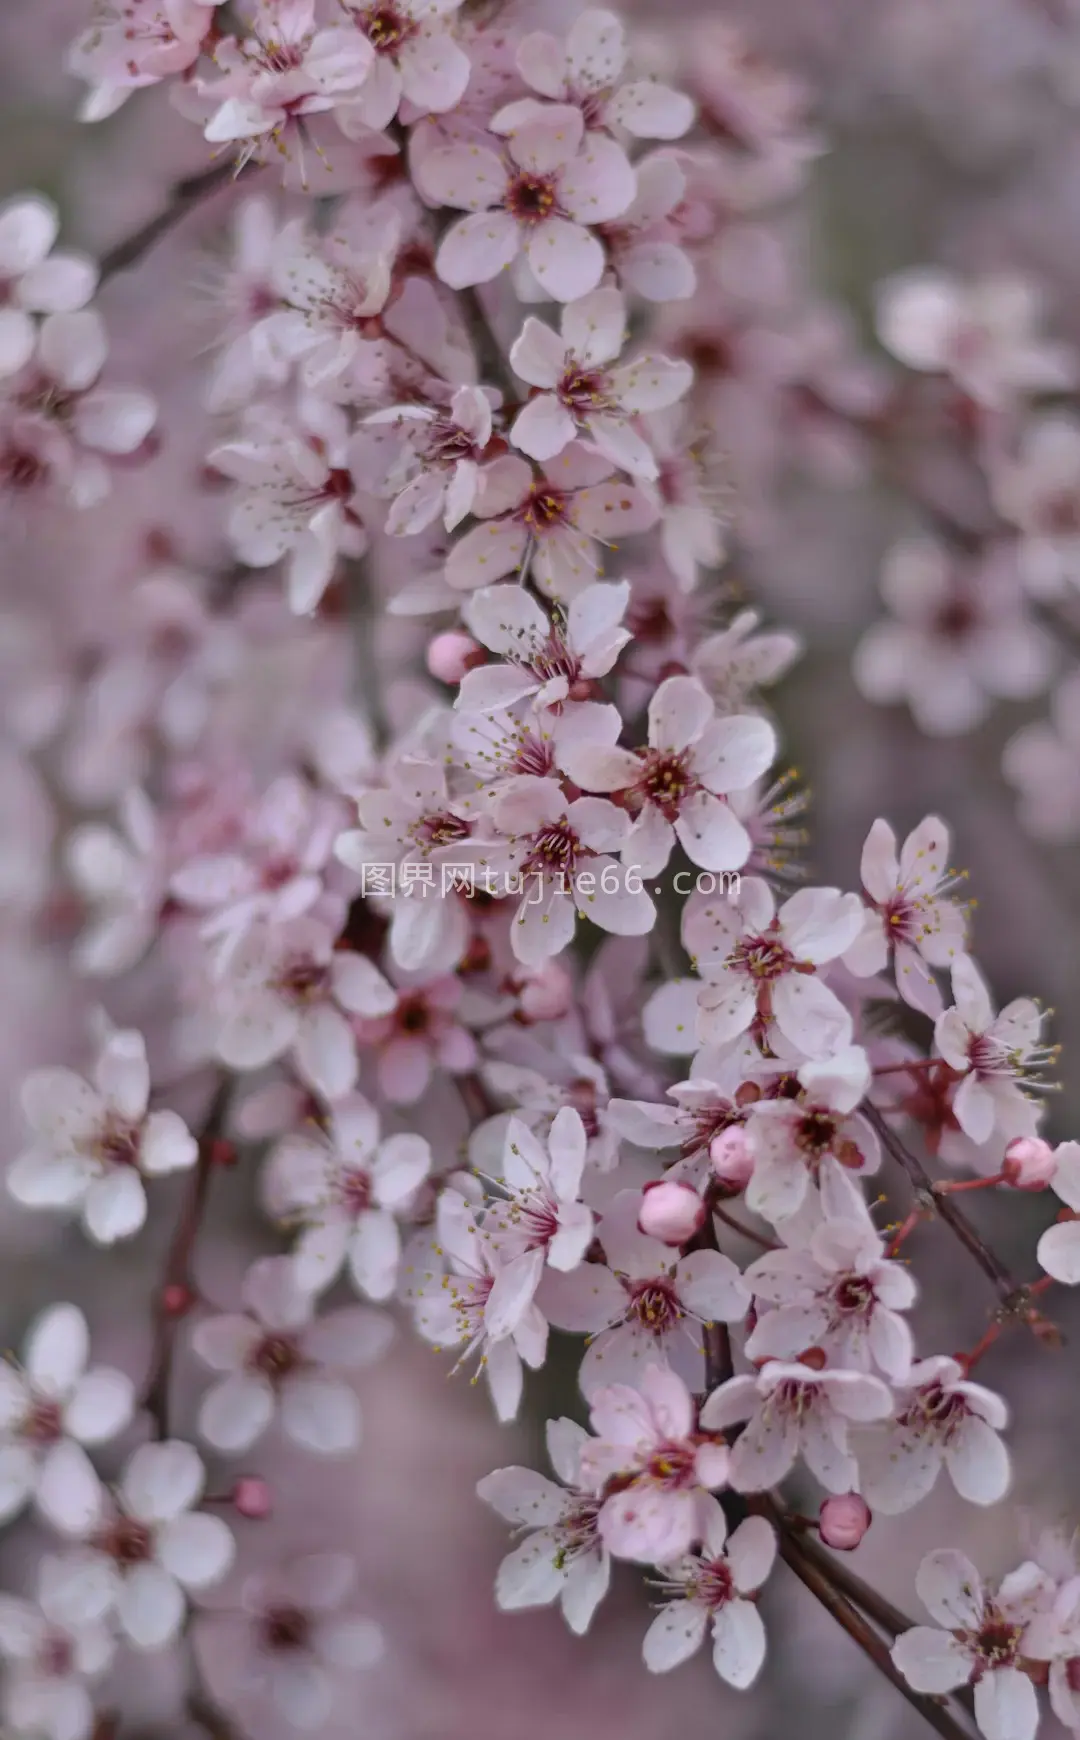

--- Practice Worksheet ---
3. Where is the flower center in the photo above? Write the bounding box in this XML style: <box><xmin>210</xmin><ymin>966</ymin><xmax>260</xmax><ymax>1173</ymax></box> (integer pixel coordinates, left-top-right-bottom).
<box><xmin>795</xmin><ymin>1109</ymin><xmax>838</xmax><ymax>1157</ymax></box>
<box><xmin>21</xmin><ymin>1398</ymin><xmax>64</xmax><ymax>1445</ymax></box>
<box><xmin>253</xmin><ymin>34</ymin><xmax>307</xmax><ymax>73</ymax></box>
<box><xmin>338</xmin><ymin>1166</ymin><xmax>372</xmax><ymax>1214</ymax></box>
<box><xmin>625</xmin><ymin>1276</ymin><xmax>682</xmax><ymax>1333</ymax></box>
<box><xmin>37</xmin><ymin>1633</ymin><xmax>75</xmax><ymax>1678</ymax></box>
<box><xmin>396</xmin><ymin>993</ymin><xmax>431</xmax><ymax>1035</ymax></box>
<box><xmin>277</xmin><ymin>958</ymin><xmax>330</xmax><ymax>1004</ymax></box>
<box><xmin>250</xmin><ymin>1333</ymin><xmax>303</xmax><ymax>1381</ymax></box>
<box><xmin>505</xmin><ymin>172</ymin><xmax>558</xmax><ymax>226</ymax></box>
<box><xmin>566</xmin><ymin>1078</ymin><xmax>601</xmax><ymax>1139</ymax></box>
<box><xmin>637</xmin><ymin>749</ymin><xmax>694</xmax><ymax>820</ymax></box>
<box><xmin>260</xmin><ymin>1605</ymin><xmax>312</xmax><ymax>1652</ymax></box>
<box><xmin>419</xmin><ymin>811</ymin><xmax>470</xmax><ymax>848</ymax></box>
<box><xmin>973</xmin><ymin>1614</ymin><xmax>1023</xmax><ymax>1671</ymax></box>
<box><xmin>99</xmin><ymin>1518</ymin><xmax>154</xmax><ymax>1566</ymax></box>
<box><xmin>645</xmin><ymin>1442</ymin><xmax>698</xmax><ymax>1487</ymax></box>
<box><xmin>691</xmin><ymin>1558</ymin><xmax>735</xmax><ymax>1610</ymax></box>
<box><xmin>360</xmin><ymin>3</ymin><xmax>416</xmax><ymax>53</ymax></box>
<box><xmin>522</xmin><ymin>820</ymin><xmax>580</xmax><ymax>878</ymax></box>
<box><xmin>558</xmin><ymin>365</ymin><xmax>612</xmax><ymax>414</ymax></box>
<box><xmin>832</xmin><ymin>1274</ymin><xmax>876</xmax><ymax>1317</ymax></box>
<box><xmin>94</xmin><ymin>1118</ymin><xmax>143</xmax><ymax>1169</ymax></box>
<box><xmin>728</xmin><ymin>933</ymin><xmax>794</xmax><ymax>981</ymax></box>
<box><xmin>518</xmin><ymin>485</ymin><xmax>570</xmax><ymax>534</ymax></box>
<box><xmin>934</xmin><ymin>597</ymin><xmax>977</xmax><ymax>639</ymax></box>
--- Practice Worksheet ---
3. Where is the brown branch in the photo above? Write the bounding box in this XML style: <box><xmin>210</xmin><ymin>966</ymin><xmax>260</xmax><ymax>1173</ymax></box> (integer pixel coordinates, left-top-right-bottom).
<box><xmin>99</xmin><ymin>160</ymin><xmax>255</xmax><ymax>283</ymax></box>
<box><xmin>781</xmin><ymin>1517</ymin><xmax>915</xmax><ymax>1641</ymax></box>
<box><xmin>141</xmin><ymin>1077</ymin><xmax>232</xmax><ymax>1437</ymax></box>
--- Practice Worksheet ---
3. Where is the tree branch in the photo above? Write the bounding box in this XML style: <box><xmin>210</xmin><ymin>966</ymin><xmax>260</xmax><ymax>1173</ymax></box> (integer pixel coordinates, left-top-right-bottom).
<box><xmin>141</xmin><ymin>1078</ymin><xmax>232</xmax><ymax>1436</ymax></box>
<box><xmin>99</xmin><ymin>160</ymin><xmax>254</xmax><ymax>283</ymax></box>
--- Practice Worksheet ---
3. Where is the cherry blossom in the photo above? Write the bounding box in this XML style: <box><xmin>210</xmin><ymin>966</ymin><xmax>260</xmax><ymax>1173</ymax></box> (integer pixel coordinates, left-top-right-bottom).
<box><xmin>857</xmin><ymin>1356</ymin><xmax>1012</xmax><ymax>1513</ymax></box>
<box><xmin>264</xmin><ymin>220</ymin><xmax>394</xmax><ymax>387</ymax></box>
<box><xmin>0</xmin><ymin>1304</ymin><xmax>134</xmax><ymax>1530</ymax></box>
<box><xmin>642</xmin><ymin>1498</ymin><xmax>776</xmax><ymax>1689</ymax></box>
<box><xmin>876</xmin><ymin>268</ymin><xmax>1077</xmax><ymax>408</ymax></box>
<box><xmin>211</xmin><ymin>398</ymin><xmax>368</xmax><ymax>615</ymax></box>
<box><xmin>539</xmin><ymin>1187</ymin><xmax>749</xmax><ymax>1395</ymax></box>
<box><xmin>508</xmin><ymin>288</ymin><xmax>692</xmax><ymax>477</ymax></box>
<box><xmin>0</xmin><ymin>1555</ymin><xmax>116</xmax><ymax>1740</ymax></box>
<box><xmin>598</xmin><ymin>149</ymin><xmax>696</xmax><ymax>302</ymax></box>
<box><xmin>684</xmin><ymin>877</ymin><xmax>865</xmax><ymax>1060</ymax></box>
<box><xmin>192</xmin><ymin>1255</ymin><xmax>393</xmax><ymax>1454</ymax></box>
<box><xmin>1004</xmin><ymin>669</ymin><xmax>1080</xmax><ymax>841</ymax></box>
<box><xmin>892</xmin><ymin>1550</ymin><xmax>1050</xmax><ymax>1740</ymax></box>
<box><xmin>421</xmin><ymin>104</ymin><xmax>636</xmax><ymax>301</ymax></box>
<box><xmin>357</xmin><ymin>385</ymin><xmax>493</xmax><ymax>535</ymax></box>
<box><xmin>67</xmin><ymin>0</ymin><xmax>225</xmax><ymax>121</ymax></box>
<box><xmin>476</xmin><ymin>1417</ymin><xmax>610</xmax><ymax>1635</ymax></box>
<box><xmin>700</xmin><ymin>1360</ymin><xmax>893</xmax><ymax>1494</ymax></box>
<box><xmin>579</xmin><ymin>1365</ymin><xmax>730</xmax><ymax>1563</ymax></box>
<box><xmin>843</xmin><ymin>816</ymin><xmax>968</xmax><ymax>1016</ymax></box>
<box><xmin>934</xmin><ymin>954</ymin><xmax>1050</xmax><ymax>1147</ymax></box>
<box><xmin>446</xmin><ymin>446</ymin><xmax>657</xmax><ymax>600</ymax></box>
<box><xmin>456</xmin><ymin>578</ymin><xmax>631</xmax><ymax>715</ymax></box>
<box><xmin>48</xmin><ymin>1439</ymin><xmax>235</xmax><ymax>1651</ymax></box>
<box><xmin>502</xmin><ymin>11</ymin><xmax>694</xmax><ymax>142</ymax></box>
<box><xmin>740</xmin><ymin>1049</ymin><xmax>879</xmax><ymax>1223</ymax></box>
<box><xmin>1035</xmin><ymin>1140</ymin><xmax>1080</xmax><ymax>1284</ymax></box>
<box><xmin>201</xmin><ymin>0</ymin><xmax>376</xmax><ymax>159</ymax></box>
<box><xmin>261</xmin><ymin>1094</ymin><xmax>431</xmax><ymax>1298</ymax></box>
<box><xmin>0</xmin><ymin>196</ymin><xmax>97</xmax><ymax>379</ymax></box>
<box><xmin>352</xmin><ymin>967</ymin><xmax>479</xmax><ymax>1103</ymax></box>
<box><xmin>8</xmin><ymin>1028</ymin><xmax>197</xmax><ymax>1245</ymax></box>
<box><xmin>556</xmin><ymin>674</ymin><xmax>776</xmax><ymax>875</ymax></box>
<box><xmin>195</xmin><ymin>1553</ymin><xmax>383</xmax><ymax>1731</ymax></box>
<box><xmin>407</xmin><ymin>1187</ymin><xmax>548</xmax><ymax>1422</ymax></box>
<box><xmin>993</xmin><ymin>413</ymin><xmax>1080</xmax><ymax>597</ymax></box>
<box><xmin>478</xmin><ymin>1109</ymin><xmax>595</xmax><ymax>1307</ymax></box>
<box><xmin>690</xmin><ymin>607</ymin><xmax>802</xmax><ymax>715</ymax></box>
<box><xmin>340</xmin><ymin>0</ymin><xmax>471</xmax><ymax>131</ymax></box>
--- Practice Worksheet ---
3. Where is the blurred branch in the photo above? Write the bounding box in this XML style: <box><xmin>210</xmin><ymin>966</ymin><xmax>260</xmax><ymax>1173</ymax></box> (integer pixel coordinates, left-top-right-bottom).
<box><xmin>99</xmin><ymin>160</ymin><xmax>256</xmax><ymax>282</ymax></box>
<box><xmin>141</xmin><ymin>1077</ymin><xmax>232</xmax><ymax>1436</ymax></box>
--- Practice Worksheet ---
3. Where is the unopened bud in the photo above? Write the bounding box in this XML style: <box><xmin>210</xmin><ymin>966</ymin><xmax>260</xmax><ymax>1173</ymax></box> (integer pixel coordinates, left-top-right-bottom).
<box><xmin>710</xmin><ymin>1126</ymin><xmax>754</xmax><ymax>1190</ymax></box>
<box><xmin>426</xmin><ymin>631</ymin><xmax>483</xmax><ymax>685</ymax></box>
<box><xmin>819</xmin><ymin>1493</ymin><xmax>871</xmax><ymax>1551</ymax></box>
<box><xmin>638</xmin><ymin>1180</ymin><xmax>706</xmax><ymax>1245</ymax></box>
<box><xmin>233</xmin><ymin>1477</ymin><xmax>273</xmax><ymax>1520</ymax></box>
<box><xmin>161</xmin><ymin>1283</ymin><xmax>194</xmax><ymax>1317</ymax></box>
<box><xmin>1003</xmin><ymin>1136</ymin><xmax>1056</xmax><ymax>1191</ymax></box>
<box><xmin>518</xmin><ymin>961</ymin><xmax>574</xmax><ymax>1023</ymax></box>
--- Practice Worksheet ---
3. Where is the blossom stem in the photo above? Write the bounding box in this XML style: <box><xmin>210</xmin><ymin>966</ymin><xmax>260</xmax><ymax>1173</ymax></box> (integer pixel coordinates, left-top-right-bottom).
<box><xmin>141</xmin><ymin>1076</ymin><xmax>232</xmax><ymax>1437</ymax></box>
<box><xmin>710</xmin><ymin>1201</ymin><xmax>779</xmax><ymax>1252</ymax></box>
<box><xmin>99</xmin><ymin>160</ymin><xmax>256</xmax><ymax>283</ymax></box>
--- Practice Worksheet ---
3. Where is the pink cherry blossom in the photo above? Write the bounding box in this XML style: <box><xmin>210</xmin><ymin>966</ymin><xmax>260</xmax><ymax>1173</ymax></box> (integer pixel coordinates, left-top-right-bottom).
<box><xmin>556</xmin><ymin>674</ymin><xmax>776</xmax><ymax>875</ymax></box>
<box><xmin>261</xmin><ymin>1093</ymin><xmax>431</xmax><ymax>1298</ymax></box>
<box><xmin>743</xmin><ymin>1063</ymin><xmax>880</xmax><ymax>1223</ymax></box>
<box><xmin>421</xmin><ymin>104</ymin><xmax>636</xmax><ymax>302</ymax></box>
<box><xmin>478</xmin><ymin>1109</ymin><xmax>595</xmax><ymax>1310</ymax></box>
<box><xmin>0</xmin><ymin>1304</ymin><xmax>134</xmax><ymax>1531</ymax></box>
<box><xmin>690</xmin><ymin>607</ymin><xmax>802</xmax><ymax>714</ymax></box>
<box><xmin>858</xmin><ymin>1355</ymin><xmax>1011</xmax><ymax>1514</ymax></box>
<box><xmin>509</xmin><ymin>287</ymin><xmax>692</xmax><ymax>477</ymax></box>
<box><xmin>700</xmin><ymin>1360</ymin><xmax>892</xmax><ymax>1494</ymax></box>
<box><xmin>212</xmin><ymin>914</ymin><xmax>396</xmax><ymax>1099</ymax></box>
<box><xmin>67</xmin><ymin>0</ymin><xmax>225</xmax><ymax>121</ymax></box>
<box><xmin>356</xmin><ymin>384</ymin><xmax>493</xmax><ymax>534</ymax></box>
<box><xmin>684</xmin><ymin>876</ymin><xmax>865</xmax><ymax>1060</ymax></box>
<box><xmin>1036</xmin><ymin>1140</ymin><xmax>1080</xmax><ymax>1284</ymax></box>
<box><xmin>993</xmin><ymin>413</ymin><xmax>1080</xmax><ymax>597</ymax></box>
<box><xmin>9</xmin><ymin>1028</ymin><xmax>197</xmax><ymax>1245</ymax></box>
<box><xmin>265</xmin><ymin>220</ymin><xmax>394</xmax><ymax>387</ymax></box>
<box><xmin>642</xmin><ymin>1498</ymin><xmax>776</xmax><ymax>1689</ymax></box>
<box><xmin>446</xmin><ymin>446</ymin><xmax>657</xmax><ymax>600</ymax></box>
<box><xmin>540</xmin><ymin>1187</ymin><xmax>748</xmax><ymax>1395</ymax></box>
<box><xmin>192</xmin><ymin>1255</ymin><xmax>393</xmax><ymax>1454</ymax></box>
<box><xmin>598</xmin><ymin>149</ymin><xmax>697</xmax><ymax>302</ymax></box>
<box><xmin>579</xmin><ymin>1365</ymin><xmax>731</xmax><ymax>1563</ymax></box>
<box><xmin>892</xmin><ymin>1550</ymin><xmax>1048</xmax><ymax>1740</ymax></box>
<box><xmin>340</xmin><ymin>0</ymin><xmax>470</xmax><ymax>131</ymax></box>
<box><xmin>211</xmin><ymin>397</ymin><xmax>368</xmax><ymax>616</ymax></box>
<box><xmin>0</xmin><ymin>196</ymin><xmax>97</xmax><ymax>379</ymax></box>
<box><xmin>504</xmin><ymin>10</ymin><xmax>694</xmax><ymax>142</ymax></box>
<box><xmin>0</xmin><ymin>1553</ymin><xmax>116</xmax><ymax>1740</ymax></box>
<box><xmin>935</xmin><ymin>955</ymin><xmax>1050</xmax><ymax>1147</ymax></box>
<box><xmin>844</xmin><ymin>816</ymin><xmax>968</xmax><ymax>1016</ymax></box>
<box><xmin>353</xmin><ymin>968</ymin><xmax>479</xmax><ymax>1103</ymax></box>
<box><xmin>477</xmin><ymin>1416</ymin><xmax>610</xmax><ymax>1635</ymax></box>
<box><xmin>456</xmin><ymin>578</ymin><xmax>631</xmax><ymax>714</ymax></box>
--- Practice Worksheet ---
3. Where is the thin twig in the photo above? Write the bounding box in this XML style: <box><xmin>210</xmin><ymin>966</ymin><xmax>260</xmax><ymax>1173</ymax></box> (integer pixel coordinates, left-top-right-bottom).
<box><xmin>141</xmin><ymin>1078</ymin><xmax>232</xmax><ymax>1436</ymax></box>
<box><xmin>99</xmin><ymin>160</ymin><xmax>254</xmax><ymax>283</ymax></box>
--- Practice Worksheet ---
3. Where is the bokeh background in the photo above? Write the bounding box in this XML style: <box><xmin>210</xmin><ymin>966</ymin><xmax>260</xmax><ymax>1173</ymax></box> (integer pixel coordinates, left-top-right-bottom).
<box><xmin>2</xmin><ymin>0</ymin><xmax>1080</xmax><ymax>1735</ymax></box>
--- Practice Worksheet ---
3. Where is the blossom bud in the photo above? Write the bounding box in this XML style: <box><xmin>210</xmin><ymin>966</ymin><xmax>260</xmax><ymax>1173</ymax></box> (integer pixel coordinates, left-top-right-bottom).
<box><xmin>233</xmin><ymin>1477</ymin><xmax>273</xmax><ymax>1520</ymax></box>
<box><xmin>818</xmin><ymin>1494</ymin><xmax>871</xmax><ymax>1551</ymax></box>
<box><xmin>638</xmin><ymin>1180</ymin><xmax>706</xmax><ymax>1245</ymax></box>
<box><xmin>426</xmin><ymin>631</ymin><xmax>482</xmax><ymax>685</ymax></box>
<box><xmin>161</xmin><ymin>1283</ymin><xmax>194</xmax><ymax>1317</ymax></box>
<box><xmin>1002</xmin><ymin>1136</ymin><xmax>1056</xmax><ymax>1191</ymax></box>
<box><xmin>518</xmin><ymin>961</ymin><xmax>574</xmax><ymax>1023</ymax></box>
<box><xmin>710</xmin><ymin>1126</ymin><xmax>754</xmax><ymax>1190</ymax></box>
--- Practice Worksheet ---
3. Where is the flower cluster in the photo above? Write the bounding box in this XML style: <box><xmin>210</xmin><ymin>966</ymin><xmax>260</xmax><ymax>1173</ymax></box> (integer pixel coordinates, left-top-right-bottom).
<box><xmin>0</xmin><ymin>5</ymin><xmax>1078</xmax><ymax>1740</ymax></box>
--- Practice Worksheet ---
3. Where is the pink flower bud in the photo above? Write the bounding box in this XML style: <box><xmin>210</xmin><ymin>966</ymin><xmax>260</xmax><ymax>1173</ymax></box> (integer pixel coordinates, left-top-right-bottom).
<box><xmin>818</xmin><ymin>1493</ymin><xmax>871</xmax><ymax>1551</ymax></box>
<box><xmin>1003</xmin><ymin>1136</ymin><xmax>1056</xmax><ymax>1191</ymax></box>
<box><xmin>161</xmin><ymin>1283</ymin><xmax>194</xmax><ymax>1317</ymax></box>
<box><xmin>426</xmin><ymin>631</ymin><xmax>482</xmax><ymax>685</ymax></box>
<box><xmin>233</xmin><ymin>1477</ymin><xmax>273</xmax><ymax>1520</ymax></box>
<box><xmin>638</xmin><ymin>1180</ymin><xmax>705</xmax><ymax>1245</ymax></box>
<box><xmin>517</xmin><ymin>961</ymin><xmax>574</xmax><ymax>1023</ymax></box>
<box><xmin>710</xmin><ymin>1126</ymin><xmax>754</xmax><ymax>1190</ymax></box>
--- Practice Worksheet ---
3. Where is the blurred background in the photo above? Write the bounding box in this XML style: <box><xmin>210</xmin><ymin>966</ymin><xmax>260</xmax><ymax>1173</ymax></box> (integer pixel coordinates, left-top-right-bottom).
<box><xmin>2</xmin><ymin>0</ymin><xmax>1080</xmax><ymax>1735</ymax></box>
